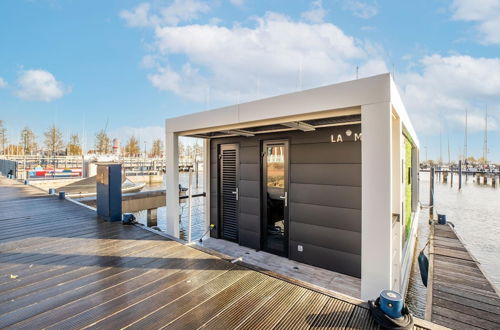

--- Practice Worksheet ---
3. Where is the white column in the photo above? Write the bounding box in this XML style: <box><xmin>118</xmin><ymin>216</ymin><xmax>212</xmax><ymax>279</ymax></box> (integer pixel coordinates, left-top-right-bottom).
<box><xmin>203</xmin><ymin>138</ymin><xmax>211</xmax><ymax>233</ymax></box>
<box><xmin>166</xmin><ymin>131</ymin><xmax>180</xmax><ymax>238</ymax></box>
<box><xmin>361</xmin><ymin>101</ymin><xmax>393</xmax><ymax>300</ymax></box>
<box><xmin>391</xmin><ymin>113</ymin><xmax>402</xmax><ymax>292</ymax></box>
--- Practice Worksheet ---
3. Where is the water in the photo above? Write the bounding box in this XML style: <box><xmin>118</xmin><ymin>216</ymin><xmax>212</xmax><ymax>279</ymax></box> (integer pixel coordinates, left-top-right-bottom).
<box><xmin>406</xmin><ymin>171</ymin><xmax>500</xmax><ymax>317</ymax></box>
<box><xmin>134</xmin><ymin>172</ymin><xmax>207</xmax><ymax>240</ymax></box>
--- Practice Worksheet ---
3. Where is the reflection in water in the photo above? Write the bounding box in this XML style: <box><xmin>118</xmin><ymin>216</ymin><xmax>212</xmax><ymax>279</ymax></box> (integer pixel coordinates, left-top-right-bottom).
<box><xmin>406</xmin><ymin>171</ymin><xmax>500</xmax><ymax>317</ymax></box>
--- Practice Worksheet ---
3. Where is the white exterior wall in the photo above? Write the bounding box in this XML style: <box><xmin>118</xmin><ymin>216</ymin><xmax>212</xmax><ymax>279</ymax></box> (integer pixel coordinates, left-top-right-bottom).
<box><xmin>391</xmin><ymin>113</ymin><xmax>403</xmax><ymax>292</ymax></box>
<box><xmin>361</xmin><ymin>101</ymin><xmax>393</xmax><ymax>300</ymax></box>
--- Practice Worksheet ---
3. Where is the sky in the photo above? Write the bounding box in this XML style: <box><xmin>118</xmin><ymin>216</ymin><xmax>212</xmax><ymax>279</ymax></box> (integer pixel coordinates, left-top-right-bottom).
<box><xmin>0</xmin><ymin>0</ymin><xmax>499</xmax><ymax>162</ymax></box>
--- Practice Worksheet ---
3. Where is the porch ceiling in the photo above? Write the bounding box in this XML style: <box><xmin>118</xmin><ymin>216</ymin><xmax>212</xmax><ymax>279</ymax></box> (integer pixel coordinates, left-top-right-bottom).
<box><xmin>186</xmin><ymin>114</ymin><xmax>361</xmax><ymax>139</ymax></box>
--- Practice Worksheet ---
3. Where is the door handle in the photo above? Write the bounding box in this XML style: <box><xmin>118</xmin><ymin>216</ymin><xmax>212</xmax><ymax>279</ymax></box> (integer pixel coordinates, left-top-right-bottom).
<box><xmin>279</xmin><ymin>191</ymin><xmax>288</xmax><ymax>207</ymax></box>
<box><xmin>232</xmin><ymin>188</ymin><xmax>239</xmax><ymax>201</ymax></box>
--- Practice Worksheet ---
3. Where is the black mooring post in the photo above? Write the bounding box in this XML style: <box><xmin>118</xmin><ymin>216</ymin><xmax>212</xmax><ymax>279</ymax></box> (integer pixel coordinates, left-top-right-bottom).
<box><xmin>450</xmin><ymin>167</ymin><xmax>454</xmax><ymax>187</ymax></box>
<box><xmin>430</xmin><ymin>167</ymin><xmax>435</xmax><ymax>221</ymax></box>
<box><xmin>458</xmin><ymin>160</ymin><xmax>462</xmax><ymax>190</ymax></box>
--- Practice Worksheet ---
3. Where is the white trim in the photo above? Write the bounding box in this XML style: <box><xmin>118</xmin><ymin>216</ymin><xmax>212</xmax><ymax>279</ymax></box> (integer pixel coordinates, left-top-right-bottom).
<box><xmin>165</xmin><ymin>130</ymin><xmax>180</xmax><ymax>238</ymax></box>
<box><xmin>361</xmin><ymin>101</ymin><xmax>393</xmax><ymax>300</ymax></box>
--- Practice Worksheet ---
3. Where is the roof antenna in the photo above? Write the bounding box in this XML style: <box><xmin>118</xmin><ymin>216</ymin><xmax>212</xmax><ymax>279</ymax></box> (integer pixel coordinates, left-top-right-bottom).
<box><xmin>356</xmin><ymin>65</ymin><xmax>359</xmax><ymax>79</ymax></box>
<box><xmin>298</xmin><ymin>55</ymin><xmax>303</xmax><ymax>90</ymax></box>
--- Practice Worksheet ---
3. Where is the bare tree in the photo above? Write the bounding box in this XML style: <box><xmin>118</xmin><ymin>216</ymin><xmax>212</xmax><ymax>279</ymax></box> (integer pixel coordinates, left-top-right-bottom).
<box><xmin>6</xmin><ymin>144</ymin><xmax>22</xmax><ymax>155</ymax></box>
<box><xmin>95</xmin><ymin>130</ymin><xmax>111</xmax><ymax>154</ymax></box>
<box><xmin>44</xmin><ymin>125</ymin><xmax>64</xmax><ymax>156</ymax></box>
<box><xmin>20</xmin><ymin>126</ymin><xmax>37</xmax><ymax>155</ymax></box>
<box><xmin>151</xmin><ymin>138</ymin><xmax>162</xmax><ymax>157</ymax></box>
<box><xmin>67</xmin><ymin>134</ymin><xmax>82</xmax><ymax>155</ymax></box>
<box><xmin>0</xmin><ymin>120</ymin><xmax>7</xmax><ymax>155</ymax></box>
<box><xmin>124</xmin><ymin>136</ymin><xmax>140</xmax><ymax>157</ymax></box>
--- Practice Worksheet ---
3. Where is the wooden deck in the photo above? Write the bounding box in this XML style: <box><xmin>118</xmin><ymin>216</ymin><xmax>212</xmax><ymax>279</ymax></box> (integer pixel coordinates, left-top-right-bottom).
<box><xmin>426</xmin><ymin>223</ymin><xmax>500</xmax><ymax>329</ymax></box>
<box><xmin>0</xmin><ymin>177</ymin><xmax>436</xmax><ymax>329</ymax></box>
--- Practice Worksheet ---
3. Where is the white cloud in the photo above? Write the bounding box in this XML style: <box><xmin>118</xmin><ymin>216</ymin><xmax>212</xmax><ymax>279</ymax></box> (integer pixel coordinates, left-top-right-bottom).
<box><xmin>229</xmin><ymin>0</ymin><xmax>245</xmax><ymax>7</ymax></box>
<box><xmin>0</xmin><ymin>77</ymin><xmax>7</xmax><ymax>88</ymax></box>
<box><xmin>398</xmin><ymin>54</ymin><xmax>500</xmax><ymax>134</ymax></box>
<box><xmin>120</xmin><ymin>2</ymin><xmax>153</xmax><ymax>27</ymax></box>
<box><xmin>301</xmin><ymin>0</ymin><xmax>327</xmax><ymax>24</ymax></box>
<box><xmin>136</xmin><ymin>11</ymin><xmax>387</xmax><ymax>103</ymax></box>
<box><xmin>451</xmin><ymin>0</ymin><xmax>500</xmax><ymax>45</ymax></box>
<box><xmin>120</xmin><ymin>0</ymin><xmax>210</xmax><ymax>27</ymax></box>
<box><xmin>15</xmin><ymin>69</ymin><xmax>68</xmax><ymax>102</ymax></box>
<box><xmin>343</xmin><ymin>0</ymin><xmax>378</xmax><ymax>19</ymax></box>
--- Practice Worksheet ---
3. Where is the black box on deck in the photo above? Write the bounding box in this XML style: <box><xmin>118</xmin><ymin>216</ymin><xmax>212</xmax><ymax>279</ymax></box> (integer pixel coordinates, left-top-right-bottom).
<box><xmin>96</xmin><ymin>163</ymin><xmax>122</xmax><ymax>222</ymax></box>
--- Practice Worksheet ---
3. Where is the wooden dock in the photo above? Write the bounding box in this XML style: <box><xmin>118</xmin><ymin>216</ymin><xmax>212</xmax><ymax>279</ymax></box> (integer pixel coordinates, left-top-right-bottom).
<box><xmin>426</xmin><ymin>223</ymin><xmax>500</xmax><ymax>329</ymax></box>
<box><xmin>0</xmin><ymin>177</ymin><xmax>436</xmax><ymax>329</ymax></box>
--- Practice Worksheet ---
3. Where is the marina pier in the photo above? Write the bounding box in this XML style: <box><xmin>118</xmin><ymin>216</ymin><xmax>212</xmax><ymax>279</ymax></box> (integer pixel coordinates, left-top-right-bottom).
<box><xmin>426</xmin><ymin>223</ymin><xmax>500</xmax><ymax>329</ymax></box>
<box><xmin>0</xmin><ymin>177</ymin><xmax>438</xmax><ymax>329</ymax></box>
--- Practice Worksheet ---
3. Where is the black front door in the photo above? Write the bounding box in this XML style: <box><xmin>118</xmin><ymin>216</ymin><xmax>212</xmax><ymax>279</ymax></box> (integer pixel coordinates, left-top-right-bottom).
<box><xmin>219</xmin><ymin>144</ymin><xmax>239</xmax><ymax>242</ymax></box>
<box><xmin>262</xmin><ymin>140</ymin><xmax>289</xmax><ymax>257</ymax></box>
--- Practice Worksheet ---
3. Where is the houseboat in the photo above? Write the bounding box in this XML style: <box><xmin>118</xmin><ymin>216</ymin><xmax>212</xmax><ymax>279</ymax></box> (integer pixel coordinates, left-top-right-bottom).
<box><xmin>164</xmin><ymin>73</ymin><xmax>420</xmax><ymax>300</ymax></box>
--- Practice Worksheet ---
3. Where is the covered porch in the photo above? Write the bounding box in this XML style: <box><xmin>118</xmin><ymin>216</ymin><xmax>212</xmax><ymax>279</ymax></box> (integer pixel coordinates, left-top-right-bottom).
<box><xmin>165</xmin><ymin>73</ymin><xmax>420</xmax><ymax>300</ymax></box>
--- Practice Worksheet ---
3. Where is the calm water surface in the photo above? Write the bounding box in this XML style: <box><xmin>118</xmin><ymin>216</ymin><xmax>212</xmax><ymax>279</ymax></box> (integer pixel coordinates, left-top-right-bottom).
<box><xmin>406</xmin><ymin>171</ymin><xmax>500</xmax><ymax>317</ymax></box>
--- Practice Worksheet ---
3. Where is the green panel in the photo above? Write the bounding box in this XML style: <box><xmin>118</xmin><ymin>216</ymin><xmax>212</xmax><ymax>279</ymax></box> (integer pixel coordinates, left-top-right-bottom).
<box><xmin>404</xmin><ymin>137</ymin><xmax>413</xmax><ymax>240</ymax></box>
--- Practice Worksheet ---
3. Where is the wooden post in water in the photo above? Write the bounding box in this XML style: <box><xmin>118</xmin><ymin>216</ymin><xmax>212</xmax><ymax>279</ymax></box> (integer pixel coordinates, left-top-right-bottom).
<box><xmin>430</xmin><ymin>167</ymin><xmax>435</xmax><ymax>220</ymax></box>
<box><xmin>458</xmin><ymin>160</ymin><xmax>462</xmax><ymax>190</ymax></box>
<box><xmin>147</xmin><ymin>208</ymin><xmax>157</xmax><ymax>227</ymax></box>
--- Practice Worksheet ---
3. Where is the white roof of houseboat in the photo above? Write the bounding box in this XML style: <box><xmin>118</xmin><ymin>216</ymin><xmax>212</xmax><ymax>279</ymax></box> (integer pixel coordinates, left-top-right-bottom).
<box><xmin>166</xmin><ymin>73</ymin><xmax>419</xmax><ymax>148</ymax></box>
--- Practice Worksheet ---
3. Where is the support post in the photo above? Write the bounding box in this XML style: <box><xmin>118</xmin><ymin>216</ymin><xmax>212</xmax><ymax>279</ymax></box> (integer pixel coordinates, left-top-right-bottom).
<box><xmin>430</xmin><ymin>167</ymin><xmax>434</xmax><ymax>220</ymax></box>
<box><xmin>203</xmin><ymin>138</ymin><xmax>211</xmax><ymax>237</ymax></box>
<box><xmin>450</xmin><ymin>168</ymin><xmax>453</xmax><ymax>187</ymax></box>
<box><xmin>361</xmin><ymin>102</ymin><xmax>392</xmax><ymax>300</ymax></box>
<box><xmin>165</xmin><ymin>131</ymin><xmax>180</xmax><ymax>238</ymax></box>
<box><xmin>187</xmin><ymin>168</ymin><xmax>193</xmax><ymax>243</ymax></box>
<box><xmin>458</xmin><ymin>160</ymin><xmax>462</xmax><ymax>190</ymax></box>
<box><xmin>147</xmin><ymin>208</ymin><xmax>157</xmax><ymax>227</ymax></box>
<box><xmin>195</xmin><ymin>159</ymin><xmax>199</xmax><ymax>188</ymax></box>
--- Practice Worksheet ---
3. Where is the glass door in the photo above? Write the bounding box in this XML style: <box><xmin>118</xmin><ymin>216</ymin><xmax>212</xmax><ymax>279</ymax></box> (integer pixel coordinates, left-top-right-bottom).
<box><xmin>262</xmin><ymin>140</ymin><xmax>289</xmax><ymax>257</ymax></box>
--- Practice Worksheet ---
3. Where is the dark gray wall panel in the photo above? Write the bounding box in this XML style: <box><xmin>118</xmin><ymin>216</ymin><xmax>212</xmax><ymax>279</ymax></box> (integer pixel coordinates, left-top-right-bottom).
<box><xmin>239</xmin><ymin>196</ymin><xmax>259</xmax><ymax>216</ymax></box>
<box><xmin>289</xmin><ymin>240</ymin><xmax>361</xmax><ymax>277</ymax></box>
<box><xmin>240</xmin><ymin>164</ymin><xmax>260</xmax><ymax>181</ymax></box>
<box><xmin>239</xmin><ymin>229</ymin><xmax>260</xmax><ymax>250</ymax></box>
<box><xmin>210</xmin><ymin>125</ymin><xmax>361</xmax><ymax>277</ymax></box>
<box><xmin>290</xmin><ymin>222</ymin><xmax>361</xmax><ymax>255</ymax></box>
<box><xmin>291</xmin><ymin>142</ymin><xmax>361</xmax><ymax>164</ymax></box>
<box><xmin>240</xmin><ymin>146</ymin><xmax>260</xmax><ymax>164</ymax></box>
<box><xmin>239</xmin><ymin>179</ymin><xmax>259</xmax><ymax>199</ymax></box>
<box><xmin>291</xmin><ymin>164</ymin><xmax>361</xmax><ymax>187</ymax></box>
<box><xmin>239</xmin><ymin>213</ymin><xmax>260</xmax><ymax>233</ymax></box>
<box><xmin>290</xmin><ymin>203</ymin><xmax>361</xmax><ymax>232</ymax></box>
<box><xmin>289</xmin><ymin>124</ymin><xmax>361</xmax><ymax>144</ymax></box>
<box><xmin>290</xmin><ymin>183</ymin><xmax>361</xmax><ymax>209</ymax></box>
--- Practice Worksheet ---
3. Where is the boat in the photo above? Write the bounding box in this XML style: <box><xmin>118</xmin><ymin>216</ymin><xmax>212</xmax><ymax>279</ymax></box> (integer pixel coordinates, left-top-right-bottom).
<box><xmin>56</xmin><ymin>175</ymin><xmax>145</xmax><ymax>198</ymax></box>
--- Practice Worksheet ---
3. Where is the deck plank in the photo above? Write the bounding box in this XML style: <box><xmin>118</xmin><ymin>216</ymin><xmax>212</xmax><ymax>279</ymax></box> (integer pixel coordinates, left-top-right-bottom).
<box><xmin>427</xmin><ymin>223</ymin><xmax>500</xmax><ymax>329</ymax></box>
<box><xmin>0</xmin><ymin>177</ymin><xmax>433</xmax><ymax>329</ymax></box>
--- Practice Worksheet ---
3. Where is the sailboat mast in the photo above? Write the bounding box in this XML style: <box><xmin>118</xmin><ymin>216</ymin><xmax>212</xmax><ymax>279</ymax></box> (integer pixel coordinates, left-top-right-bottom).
<box><xmin>464</xmin><ymin>109</ymin><xmax>467</xmax><ymax>163</ymax></box>
<box><xmin>483</xmin><ymin>106</ymin><xmax>488</xmax><ymax>164</ymax></box>
<box><xmin>447</xmin><ymin>134</ymin><xmax>450</xmax><ymax>165</ymax></box>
